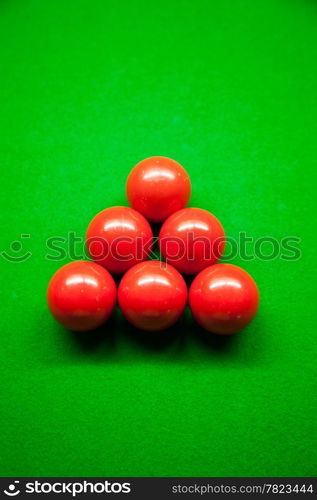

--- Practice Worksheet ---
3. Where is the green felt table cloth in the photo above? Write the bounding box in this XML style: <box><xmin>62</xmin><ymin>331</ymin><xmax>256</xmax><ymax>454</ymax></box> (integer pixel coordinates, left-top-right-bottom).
<box><xmin>0</xmin><ymin>0</ymin><xmax>316</xmax><ymax>477</ymax></box>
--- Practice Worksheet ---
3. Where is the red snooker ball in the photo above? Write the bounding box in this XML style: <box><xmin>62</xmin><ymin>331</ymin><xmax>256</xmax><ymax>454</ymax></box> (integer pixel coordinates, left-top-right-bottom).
<box><xmin>126</xmin><ymin>156</ymin><xmax>191</xmax><ymax>222</ymax></box>
<box><xmin>47</xmin><ymin>261</ymin><xmax>116</xmax><ymax>331</ymax></box>
<box><xmin>189</xmin><ymin>264</ymin><xmax>259</xmax><ymax>334</ymax></box>
<box><xmin>86</xmin><ymin>206</ymin><xmax>153</xmax><ymax>274</ymax></box>
<box><xmin>118</xmin><ymin>260</ymin><xmax>188</xmax><ymax>331</ymax></box>
<box><xmin>159</xmin><ymin>207</ymin><xmax>225</xmax><ymax>275</ymax></box>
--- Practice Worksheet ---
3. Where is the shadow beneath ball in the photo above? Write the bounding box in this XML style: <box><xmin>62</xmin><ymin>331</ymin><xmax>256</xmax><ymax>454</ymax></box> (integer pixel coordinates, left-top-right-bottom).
<box><xmin>183</xmin><ymin>274</ymin><xmax>195</xmax><ymax>288</ymax></box>
<box><xmin>150</xmin><ymin>222</ymin><xmax>162</xmax><ymax>238</ymax></box>
<box><xmin>66</xmin><ymin>315</ymin><xmax>117</xmax><ymax>354</ymax></box>
<box><xmin>195</xmin><ymin>325</ymin><xmax>237</xmax><ymax>352</ymax></box>
<box><xmin>120</xmin><ymin>320</ymin><xmax>182</xmax><ymax>352</ymax></box>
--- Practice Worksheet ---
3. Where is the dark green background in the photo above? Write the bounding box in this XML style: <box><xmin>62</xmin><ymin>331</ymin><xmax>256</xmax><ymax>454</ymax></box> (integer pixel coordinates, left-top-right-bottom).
<box><xmin>0</xmin><ymin>0</ymin><xmax>316</xmax><ymax>477</ymax></box>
